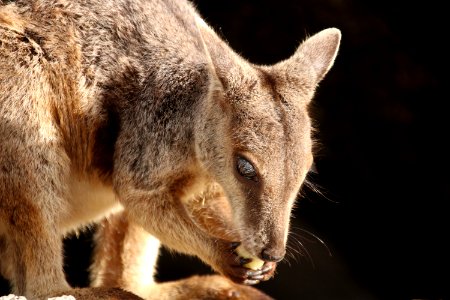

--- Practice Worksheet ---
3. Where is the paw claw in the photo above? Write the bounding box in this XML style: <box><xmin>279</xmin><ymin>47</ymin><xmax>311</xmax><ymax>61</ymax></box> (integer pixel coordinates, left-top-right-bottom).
<box><xmin>246</xmin><ymin>269</ymin><xmax>262</xmax><ymax>277</ymax></box>
<box><xmin>261</xmin><ymin>262</ymin><xmax>274</xmax><ymax>273</ymax></box>
<box><xmin>250</xmin><ymin>274</ymin><xmax>265</xmax><ymax>281</ymax></box>
<box><xmin>243</xmin><ymin>279</ymin><xmax>260</xmax><ymax>285</ymax></box>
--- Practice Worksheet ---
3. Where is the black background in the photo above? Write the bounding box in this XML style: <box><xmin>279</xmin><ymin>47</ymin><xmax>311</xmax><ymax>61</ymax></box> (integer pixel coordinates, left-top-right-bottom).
<box><xmin>1</xmin><ymin>0</ymin><xmax>448</xmax><ymax>299</ymax></box>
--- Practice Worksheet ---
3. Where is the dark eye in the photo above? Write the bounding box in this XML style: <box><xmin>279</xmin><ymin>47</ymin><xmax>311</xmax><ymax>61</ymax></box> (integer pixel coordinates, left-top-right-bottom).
<box><xmin>236</xmin><ymin>157</ymin><xmax>258</xmax><ymax>182</ymax></box>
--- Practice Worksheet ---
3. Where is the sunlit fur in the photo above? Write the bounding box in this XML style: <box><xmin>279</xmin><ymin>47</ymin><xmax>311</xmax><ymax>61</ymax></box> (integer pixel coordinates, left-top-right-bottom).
<box><xmin>0</xmin><ymin>0</ymin><xmax>340</xmax><ymax>298</ymax></box>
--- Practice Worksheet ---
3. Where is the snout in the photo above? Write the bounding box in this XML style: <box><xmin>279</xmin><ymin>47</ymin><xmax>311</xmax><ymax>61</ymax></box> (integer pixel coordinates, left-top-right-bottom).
<box><xmin>241</xmin><ymin>235</ymin><xmax>286</xmax><ymax>264</ymax></box>
<box><xmin>243</xmin><ymin>219</ymin><xmax>288</xmax><ymax>263</ymax></box>
<box><xmin>260</xmin><ymin>247</ymin><xmax>285</xmax><ymax>262</ymax></box>
<box><xmin>256</xmin><ymin>221</ymin><xmax>287</xmax><ymax>263</ymax></box>
<box><xmin>238</xmin><ymin>193</ymin><xmax>290</xmax><ymax>264</ymax></box>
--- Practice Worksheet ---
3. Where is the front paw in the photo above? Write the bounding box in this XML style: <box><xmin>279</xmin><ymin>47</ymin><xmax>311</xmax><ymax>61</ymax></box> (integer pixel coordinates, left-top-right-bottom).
<box><xmin>214</xmin><ymin>242</ymin><xmax>277</xmax><ymax>285</ymax></box>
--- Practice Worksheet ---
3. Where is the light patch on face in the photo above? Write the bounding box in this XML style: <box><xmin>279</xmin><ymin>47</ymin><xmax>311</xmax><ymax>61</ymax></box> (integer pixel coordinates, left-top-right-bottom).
<box><xmin>178</xmin><ymin>174</ymin><xmax>209</xmax><ymax>204</ymax></box>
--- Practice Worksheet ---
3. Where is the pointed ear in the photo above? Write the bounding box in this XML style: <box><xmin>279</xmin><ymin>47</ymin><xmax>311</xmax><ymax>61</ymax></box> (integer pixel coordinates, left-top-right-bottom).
<box><xmin>280</xmin><ymin>28</ymin><xmax>341</xmax><ymax>86</ymax></box>
<box><xmin>194</xmin><ymin>15</ymin><xmax>241</xmax><ymax>90</ymax></box>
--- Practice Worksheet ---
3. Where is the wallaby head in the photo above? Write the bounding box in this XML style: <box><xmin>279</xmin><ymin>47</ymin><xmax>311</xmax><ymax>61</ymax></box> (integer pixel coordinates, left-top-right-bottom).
<box><xmin>195</xmin><ymin>27</ymin><xmax>341</xmax><ymax>262</ymax></box>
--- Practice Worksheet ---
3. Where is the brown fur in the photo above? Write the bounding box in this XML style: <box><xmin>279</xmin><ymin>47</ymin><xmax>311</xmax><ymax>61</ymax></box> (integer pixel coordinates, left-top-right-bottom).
<box><xmin>91</xmin><ymin>211</ymin><xmax>273</xmax><ymax>300</ymax></box>
<box><xmin>0</xmin><ymin>0</ymin><xmax>340</xmax><ymax>299</ymax></box>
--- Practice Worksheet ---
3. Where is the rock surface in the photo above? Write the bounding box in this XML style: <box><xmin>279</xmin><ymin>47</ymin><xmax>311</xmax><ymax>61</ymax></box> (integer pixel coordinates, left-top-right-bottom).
<box><xmin>0</xmin><ymin>295</ymin><xmax>76</xmax><ymax>300</ymax></box>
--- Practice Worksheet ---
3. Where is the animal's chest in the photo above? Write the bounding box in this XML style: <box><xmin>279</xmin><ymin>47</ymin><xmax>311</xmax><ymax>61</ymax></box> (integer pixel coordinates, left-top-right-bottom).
<box><xmin>61</xmin><ymin>178</ymin><xmax>123</xmax><ymax>233</ymax></box>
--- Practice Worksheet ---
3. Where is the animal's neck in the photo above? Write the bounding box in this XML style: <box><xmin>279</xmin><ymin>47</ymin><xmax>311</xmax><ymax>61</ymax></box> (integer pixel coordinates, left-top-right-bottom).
<box><xmin>72</xmin><ymin>0</ymin><xmax>243</xmax><ymax>181</ymax></box>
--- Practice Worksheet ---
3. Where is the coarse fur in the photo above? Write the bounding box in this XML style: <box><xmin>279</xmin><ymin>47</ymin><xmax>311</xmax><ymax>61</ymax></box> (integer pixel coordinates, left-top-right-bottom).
<box><xmin>0</xmin><ymin>0</ymin><xmax>341</xmax><ymax>299</ymax></box>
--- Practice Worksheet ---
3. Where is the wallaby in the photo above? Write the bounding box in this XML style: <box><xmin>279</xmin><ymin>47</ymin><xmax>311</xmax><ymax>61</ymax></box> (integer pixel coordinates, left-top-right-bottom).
<box><xmin>0</xmin><ymin>0</ymin><xmax>341</xmax><ymax>299</ymax></box>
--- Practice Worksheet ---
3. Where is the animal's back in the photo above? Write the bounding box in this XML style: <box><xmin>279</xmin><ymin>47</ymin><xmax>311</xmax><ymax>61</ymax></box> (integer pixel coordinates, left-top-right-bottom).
<box><xmin>0</xmin><ymin>0</ymin><xmax>210</xmax><ymax>179</ymax></box>
<box><xmin>0</xmin><ymin>0</ymin><xmax>208</xmax><ymax>110</ymax></box>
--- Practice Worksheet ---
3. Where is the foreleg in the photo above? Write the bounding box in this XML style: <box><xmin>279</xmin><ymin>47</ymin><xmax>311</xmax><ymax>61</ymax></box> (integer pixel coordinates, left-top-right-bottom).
<box><xmin>91</xmin><ymin>211</ymin><xmax>273</xmax><ymax>300</ymax></box>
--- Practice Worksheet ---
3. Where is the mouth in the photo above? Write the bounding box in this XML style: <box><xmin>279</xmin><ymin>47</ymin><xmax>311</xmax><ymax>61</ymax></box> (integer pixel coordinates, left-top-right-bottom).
<box><xmin>235</xmin><ymin>244</ymin><xmax>265</xmax><ymax>270</ymax></box>
<box><xmin>183</xmin><ymin>190</ymin><xmax>283</xmax><ymax>283</ymax></box>
<box><xmin>183</xmin><ymin>186</ymin><xmax>273</xmax><ymax>271</ymax></box>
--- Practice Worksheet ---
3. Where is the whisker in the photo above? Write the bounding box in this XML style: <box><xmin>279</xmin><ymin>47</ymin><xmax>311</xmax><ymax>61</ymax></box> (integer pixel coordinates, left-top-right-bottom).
<box><xmin>286</xmin><ymin>233</ymin><xmax>315</xmax><ymax>268</ymax></box>
<box><xmin>290</xmin><ymin>226</ymin><xmax>332</xmax><ymax>257</ymax></box>
<box><xmin>297</xmin><ymin>170</ymin><xmax>339</xmax><ymax>204</ymax></box>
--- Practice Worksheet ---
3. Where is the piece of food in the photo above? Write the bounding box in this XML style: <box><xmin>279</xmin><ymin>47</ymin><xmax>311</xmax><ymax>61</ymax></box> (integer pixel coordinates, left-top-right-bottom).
<box><xmin>235</xmin><ymin>245</ymin><xmax>265</xmax><ymax>270</ymax></box>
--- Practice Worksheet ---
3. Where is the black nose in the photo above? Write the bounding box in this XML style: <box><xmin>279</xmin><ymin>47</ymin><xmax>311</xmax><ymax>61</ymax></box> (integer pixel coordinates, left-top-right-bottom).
<box><xmin>261</xmin><ymin>248</ymin><xmax>285</xmax><ymax>262</ymax></box>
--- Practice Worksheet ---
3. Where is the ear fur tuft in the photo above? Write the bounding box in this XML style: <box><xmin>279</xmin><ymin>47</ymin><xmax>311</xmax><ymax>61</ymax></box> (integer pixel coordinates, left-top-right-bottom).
<box><xmin>285</xmin><ymin>27</ymin><xmax>341</xmax><ymax>85</ymax></box>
